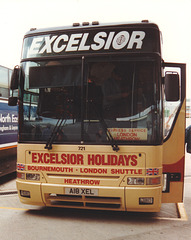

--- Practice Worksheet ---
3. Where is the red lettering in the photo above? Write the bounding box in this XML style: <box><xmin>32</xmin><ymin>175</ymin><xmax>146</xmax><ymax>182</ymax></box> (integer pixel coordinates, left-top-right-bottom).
<box><xmin>70</xmin><ymin>154</ymin><xmax>76</xmax><ymax>164</ymax></box>
<box><xmin>31</xmin><ymin>152</ymin><xmax>138</xmax><ymax>167</ymax></box>
<box><xmin>64</xmin><ymin>178</ymin><xmax>100</xmax><ymax>185</ymax></box>
<box><xmin>55</xmin><ymin>154</ymin><xmax>61</xmax><ymax>164</ymax></box>
<box><xmin>61</xmin><ymin>154</ymin><xmax>84</xmax><ymax>165</ymax></box>
<box><xmin>131</xmin><ymin>155</ymin><xmax>137</xmax><ymax>166</ymax></box>
<box><xmin>38</xmin><ymin>153</ymin><xmax>43</xmax><ymax>163</ymax></box>
<box><xmin>138</xmin><ymin>169</ymin><xmax>142</xmax><ymax>174</ymax></box>
<box><xmin>80</xmin><ymin>168</ymin><xmax>107</xmax><ymax>174</ymax></box>
<box><xmin>94</xmin><ymin>180</ymin><xmax>100</xmax><ymax>185</ymax></box>
<box><xmin>118</xmin><ymin>155</ymin><xmax>125</xmax><ymax>166</ymax></box>
<box><xmin>95</xmin><ymin>155</ymin><xmax>102</xmax><ymax>165</ymax></box>
<box><xmin>32</xmin><ymin>153</ymin><xmax>37</xmax><ymax>163</ymax></box>
<box><xmin>102</xmin><ymin>155</ymin><xmax>108</xmax><ymax>165</ymax></box>
<box><xmin>110</xmin><ymin>155</ymin><xmax>117</xmax><ymax>165</ymax></box>
<box><xmin>88</xmin><ymin>154</ymin><xmax>138</xmax><ymax>166</ymax></box>
<box><xmin>50</xmin><ymin>153</ymin><xmax>55</xmax><ymax>163</ymax></box>
<box><xmin>77</xmin><ymin>154</ymin><xmax>84</xmax><ymax>164</ymax></box>
<box><xmin>111</xmin><ymin>168</ymin><xmax>143</xmax><ymax>175</ymax></box>
<box><xmin>124</xmin><ymin>155</ymin><xmax>131</xmax><ymax>166</ymax></box>
<box><xmin>64</xmin><ymin>179</ymin><xmax>73</xmax><ymax>184</ymax></box>
<box><xmin>44</xmin><ymin>153</ymin><xmax>49</xmax><ymax>163</ymax></box>
<box><xmin>88</xmin><ymin>154</ymin><xmax>94</xmax><ymax>165</ymax></box>
<box><xmin>61</xmin><ymin>154</ymin><xmax>67</xmax><ymax>164</ymax></box>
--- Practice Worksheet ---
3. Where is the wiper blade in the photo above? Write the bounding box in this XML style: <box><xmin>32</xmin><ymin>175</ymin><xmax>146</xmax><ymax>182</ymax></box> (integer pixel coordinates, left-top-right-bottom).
<box><xmin>99</xmin><ymin>117</ymin><xmax>120</xmax><ymax>152</ymax></box>
<box><xmin>44</xmin><ymin>118</ymin><xmax>66</xmax><ymax>150</ymax></box>
<box><xmin>91</xmin><ymin>101</ymin><xmax>119</xmax><ymax>152</ymax></box>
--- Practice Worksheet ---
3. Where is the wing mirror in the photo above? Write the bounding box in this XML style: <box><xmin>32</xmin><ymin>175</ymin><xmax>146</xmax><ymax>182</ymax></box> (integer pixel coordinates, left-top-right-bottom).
<box><xmin>164</xmin><ymin>72</ymin><xmax>180</xmax><ymax>101</ymax></box>
<box><xmin>8</xmin><ymin>65</ymin><xmax>20</xmax><ymax>106</ymax></box>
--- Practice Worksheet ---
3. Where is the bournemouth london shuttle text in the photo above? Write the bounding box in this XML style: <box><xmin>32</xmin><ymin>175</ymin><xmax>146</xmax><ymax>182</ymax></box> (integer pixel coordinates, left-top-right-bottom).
<box><xmin>28</xmin><ymin>31</ymin><xmax>146</xmax><ymax>55</ymax></box>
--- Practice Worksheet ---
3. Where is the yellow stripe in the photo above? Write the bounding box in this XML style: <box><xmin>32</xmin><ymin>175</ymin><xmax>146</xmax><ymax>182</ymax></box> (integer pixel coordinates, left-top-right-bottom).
<box><xmin>0</xmin><ymin>207</ymin><xmax>28</xmax><ymax>211</ymax></box>
<box><xmin>177</xmin><ymin>202</ymin><xmax>188</xmax><ymax>220</ymax></box>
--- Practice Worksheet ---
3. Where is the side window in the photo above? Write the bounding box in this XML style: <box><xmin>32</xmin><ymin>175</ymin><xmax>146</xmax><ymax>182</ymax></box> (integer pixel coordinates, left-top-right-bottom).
<box><xmin>164</xmin><ymin>100</ymin><xmax>180</xmax><ymax>137</ymax></box>
<box><xmin>0</xmin><ymin>66</ymin><xmax>9</xmax><ymax>98</ymax></box>
<box><xmin>163</xmin><ymin>67</ymin><xmax>181</xmax><ymax>138</ymax></box>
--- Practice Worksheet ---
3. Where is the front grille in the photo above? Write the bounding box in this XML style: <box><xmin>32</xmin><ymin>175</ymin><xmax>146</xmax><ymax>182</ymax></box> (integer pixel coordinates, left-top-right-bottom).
<box><xmin>45</xmin><ymin>193</ymin><xmax>122</xmax><ymax>210</ymax></box>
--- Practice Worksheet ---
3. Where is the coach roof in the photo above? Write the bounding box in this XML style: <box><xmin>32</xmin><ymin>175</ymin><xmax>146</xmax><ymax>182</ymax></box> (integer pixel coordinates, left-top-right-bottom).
<box><xmin>25</xmin><ymin>21</ymin><xmax>159</xmax><ymax>37</ymax></box>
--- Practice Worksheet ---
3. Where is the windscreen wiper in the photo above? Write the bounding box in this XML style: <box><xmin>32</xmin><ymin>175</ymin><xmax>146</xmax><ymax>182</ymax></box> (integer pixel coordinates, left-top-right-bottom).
<box><xmin>91</xmin><ymin>101</ymin><xmax>119</xmax><ymax>152</ymax></box>
<box><xmin>98</xmin><ymin>116</ymin><xmax>120</xmax><ymax>152</ymax></box>
<box><xmin>44</xmin><ymin>118</ymin><xmax>66</xmax><ymax>150</ymax></box>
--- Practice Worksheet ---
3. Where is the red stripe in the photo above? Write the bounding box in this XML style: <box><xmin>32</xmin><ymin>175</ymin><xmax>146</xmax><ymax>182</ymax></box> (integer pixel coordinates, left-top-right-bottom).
<box><xmin>163</xmin><ymin>157</ymin><xmax>185</xmax><ymax>182</ymax></box>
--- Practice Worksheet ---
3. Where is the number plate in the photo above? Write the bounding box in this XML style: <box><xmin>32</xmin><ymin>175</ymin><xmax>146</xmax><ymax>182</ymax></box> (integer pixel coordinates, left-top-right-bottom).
<box><xmin>65</xmin><ymin>187</ymin><xmax>98</xmax><ymax>196</ymax></box>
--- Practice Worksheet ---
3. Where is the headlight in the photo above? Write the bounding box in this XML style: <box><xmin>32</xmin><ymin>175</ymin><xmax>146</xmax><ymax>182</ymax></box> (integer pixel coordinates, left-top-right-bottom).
<box><xmin>26</xmin><ymin>173</ymin><xmax>40</xmax><ymax>181</ymax></box>
<box><xmin>127</xmin><ymin>177</ymin><xmax>144</xmax><ymax>185</ymax></box>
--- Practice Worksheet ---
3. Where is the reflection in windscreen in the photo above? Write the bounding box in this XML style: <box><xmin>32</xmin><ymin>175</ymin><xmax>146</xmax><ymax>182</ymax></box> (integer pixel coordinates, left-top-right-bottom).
<box><xmin>20</xmin><ymin>59</ymin><xmax>160</xmax><ymax>145</ymax></box>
